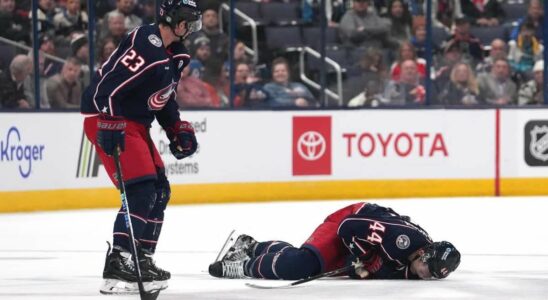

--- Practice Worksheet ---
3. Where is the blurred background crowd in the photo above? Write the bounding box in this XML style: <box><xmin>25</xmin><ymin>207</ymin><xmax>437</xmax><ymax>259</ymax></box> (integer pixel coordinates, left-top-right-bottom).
<box><xmin>0</xmin><ymin>0</ymin><xmax>545</xmax><ymax>110</ymax></box>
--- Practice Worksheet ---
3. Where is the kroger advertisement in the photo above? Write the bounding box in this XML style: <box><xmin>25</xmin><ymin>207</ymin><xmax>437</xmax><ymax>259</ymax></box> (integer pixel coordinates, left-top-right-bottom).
<box><xmin>0</xmin><ymin>109</ymin><xmax>531</xmax><ymax>193</ymax></box>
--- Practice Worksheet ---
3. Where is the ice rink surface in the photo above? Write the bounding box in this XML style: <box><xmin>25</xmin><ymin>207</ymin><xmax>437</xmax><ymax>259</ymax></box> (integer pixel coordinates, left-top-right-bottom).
<box><xmin>1</xmin><ymin>196</ymin><xmax>547</xmax><ymax>300</ymax></box>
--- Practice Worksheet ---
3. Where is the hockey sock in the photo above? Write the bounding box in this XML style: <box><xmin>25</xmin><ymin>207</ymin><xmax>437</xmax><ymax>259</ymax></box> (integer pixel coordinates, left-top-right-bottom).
<box><xmin>140</xmin><ymin>174</ymin><xmax>170</xmax><ymax>254</ymax></box>
<box><xmin>246</xmin><ymin>246</ymin><xmax>321</xmax><ymax>280</ymax></box>
<box><xmin>113</xmin><ymin>180</ymin><xmax>156</xmax><ymax>251</ymax></box>
<box><xmin>253</xmin><ymin>241</ymin><xmax>292</xmax><ymax>257</ymax></box>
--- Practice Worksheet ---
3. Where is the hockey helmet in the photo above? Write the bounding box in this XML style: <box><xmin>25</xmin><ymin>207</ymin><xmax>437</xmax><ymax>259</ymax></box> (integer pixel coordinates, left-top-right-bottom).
<box><xmin>159</xmin><ymin>0</ymin><xmax>202</xmax><ymax>33</ymax></box>
<box><xmin>420</xmin><ymin>241</ymin><xmax>461</xmax><ymax>279</ymax></box>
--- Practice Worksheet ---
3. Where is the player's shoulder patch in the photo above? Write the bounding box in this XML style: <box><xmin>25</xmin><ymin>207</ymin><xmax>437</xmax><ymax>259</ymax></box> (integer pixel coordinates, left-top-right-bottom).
<box><xmin>396</xmin><ymin>234</ymin><xmax>410</xmax><ymax>250</ymax></box>
<box><xmin>148</xmin><ymin>34</ymin><xmax>162</xmax><ymax>48</ymax></box>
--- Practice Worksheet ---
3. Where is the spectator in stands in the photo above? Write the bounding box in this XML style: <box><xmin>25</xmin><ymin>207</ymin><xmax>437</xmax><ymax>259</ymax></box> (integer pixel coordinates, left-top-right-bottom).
<box><xmin>100</xmin><ymin>11</ymin><xmax>127</xmax><ymax>42</ymax></box>
<box><xmin>233</xmin><ymin>61</ymin><xmax>269</xmax><ymax>108</ymax></box>
<box><xmin>223</xmin><ymin>40</ymin><xmax>252</xmax><ymax>75</ymax></box>
<box><xmin>70</xmin><ymin>34</ymin><xmax>90</xmax><ymax>86</ymax></box>
<box><xmin>29</xmin><ymin>0</ymin><xmax>57</xmax><ymax>36</ymax></box>
<box><xmin>477</xmin><ymin>58</ymin><xmax>517</xmax><ymax>105</ymax></box>
<box><xmin>188</xmin><ymin>35</ymin><xmax>211</xmax><ymax>79</ymax></box>
<box><xmin>347</xmin><ymin>79</ymin><xmax>385</xmax><ymax>107</ymax></box>
<box><xmin>476</xmin><ymin>38</ymin><xmax>507</xmax><ymax>74</ymax></box>
<box><xmin>443</xmin><ymin>17</ymin><xmax>483</xmax><ymax>65</ymax></box>
<box><xmin>344</xmin><ymin>47</ymin><xmax>387</xmax><ymax>104</ymax></box>
<box><xmin>0</xmin><ymin>0</ymin><xmax>30</xmax><ymax>44</ymax></box>
<box><xmin>0</xmin><ymin>54</ymin><xmax>32</xmax><ymax>109</ymax></box>
<box><xmin>460</xmin><ymin>0</ymin><xmax>504</xmax><ymax>27</ymax></box>
<box><xmin>434</xmin><ymin>41</ymin><xmax>463</xmax><ymax>91</ymax></box>
<box><xmin>430</xmin><ymin>0</ymin><xmax>464</xmax><ymax>32</ymax></box>
<box><xmin>103</xmin><ymin>0</ymin><xmax>142</xmax><ymax>32</ymax></box>
<box><xmin>382</xmin><ymin>0</ymin><xmax>412</xmax><ymax>45</ymax></box>
<box><xmin>383</xmin><ymin>59</ymin><xmax>425</xmax><ymax>105</ymax></box>
<box><xmin>518</xmin><ymin>60</ymin><xmax>544</xmax><ymax>106</ymax></box>
<box><xmin>97</xmin><ymin>36</ymin><xmax>117</xmax><ymax>67</ymax></box>
<box><xmin>45</xmin><ymin>56</ymin><xmax>81</xmax><ymax>109</ymax></box>
<box><xmin>339</xmin><ymin>0</ymin><xmax>392</xmax><ymax>49</ymax></box>
<box><xmin>510</xmin><ymin>0</ymin><xmax>543</xmax><ymax>42</ymax></box>
<box><xmin>390</xmin><ymin>41</ymin><xmax>426</xmax><ymax>81</ymax></box>
<box><xmin>263</xmin><ymin>57</ymin><xmax>316</xmax><ymax>107</ymax></box>
<box><xmin>39</xmin><ymin>34</ymin><xmax>62</xmax><ymax>78</ymax></box>
<box><xmin>140</xmin><ymin>0</ymin><xmax>157</xmax><ymax>24</ymax></box>
<box><xmin>436</xmin><ymin>62</ymin><xmax>481</xmax><ymax>105</ymax></box>
<box><xmin>191</xmin><ymin>8</ymin><xmax>229</xmax><ymax>63</ymax></box>
<box><xmin>410</xmin><ymin>19</ymin><xmax>427</xmax><ymax>59</ymax></box>
<box><xmin>53</xmin><ymin>0</ymin><xmax>88</xmax><ymax>40</ymax></box>
<box><xmin>302</xmin><ymin>0</ymin><xmax>347</xmax><ymax>26</ymax></box>
<box><xmin>176</xmin><ymin>63</ymin><xmax>218</xmax><ymax>108</ymax></box>
<box><xmin>508</xmin><ymin>20</ymin><xmax>544</xmax><ymax>75</ymax></box>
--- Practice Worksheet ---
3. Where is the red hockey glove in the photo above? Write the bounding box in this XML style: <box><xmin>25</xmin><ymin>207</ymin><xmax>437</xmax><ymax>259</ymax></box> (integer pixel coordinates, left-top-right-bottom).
<box><xmin>96</xmin><ymin>114</ymin><xmax>126</xmax><ymax>156</ymax></box>
<box><xmin>165</xmin><ymin>120</ymin><xmax>198</xmax><ymax>160</ymax></box>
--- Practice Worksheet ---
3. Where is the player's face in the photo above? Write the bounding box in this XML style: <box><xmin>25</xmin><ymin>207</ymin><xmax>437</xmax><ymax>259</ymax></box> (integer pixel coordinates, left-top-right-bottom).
<box><xmin>410</xmin><ymin>258</ymin><xmax>432</xmax><ymax>279</ymax></box>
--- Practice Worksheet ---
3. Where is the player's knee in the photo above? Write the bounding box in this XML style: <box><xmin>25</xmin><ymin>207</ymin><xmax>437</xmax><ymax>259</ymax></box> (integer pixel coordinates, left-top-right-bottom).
<box><xmin>154</xmin><ymin>173</ymin><xmax>171</xmax><ymax>211</ymax></box>
<box><xmin>276</xmin><ymin>248</ymin><xmax>321</xmax><ymax>280</ymax></box>
<box><xmin>125</xmin><ymin>180</ymin><xmax>157</xmax><ymax>216</ymax></box>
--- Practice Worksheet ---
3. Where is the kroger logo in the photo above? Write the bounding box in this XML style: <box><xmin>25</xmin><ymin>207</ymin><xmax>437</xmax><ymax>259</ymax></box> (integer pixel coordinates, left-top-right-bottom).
<box><xmin>297</xmin><ymin>131</ymin><xmax>326</xmax><ymax>161</ymax></box>
<box><xmin>0</xmin><ymin>126</ymin><xmax>45</xmax><ymax>178</ymax></box>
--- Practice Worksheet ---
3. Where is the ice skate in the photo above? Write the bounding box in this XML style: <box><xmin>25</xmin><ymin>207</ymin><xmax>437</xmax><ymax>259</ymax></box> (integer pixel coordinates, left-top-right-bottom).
<box><xmin>215</xmin><ymin>231</ymin><xmax>257</xmax><ymax>263</ymax></box>
<box><xmin>140</xmin><ymin>252</ymin><xmax>170</xmax><ymax>290</ymax></box>
<box><xmin>209</xmin><ymin>257</ymin><xmax>250</xmax><ymax>279</ymax></box>
<box><xmin>99</xmin><ymin>244</ymin><xmax>158</xmax><ymax>295</ymax></box>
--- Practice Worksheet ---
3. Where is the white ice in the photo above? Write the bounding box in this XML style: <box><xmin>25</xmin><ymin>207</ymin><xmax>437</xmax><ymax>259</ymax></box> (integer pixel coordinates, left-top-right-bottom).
<box><xmin>1</xmin><ymin>197</ymin><xmax>547</xmax><ymax>300</ymax></box>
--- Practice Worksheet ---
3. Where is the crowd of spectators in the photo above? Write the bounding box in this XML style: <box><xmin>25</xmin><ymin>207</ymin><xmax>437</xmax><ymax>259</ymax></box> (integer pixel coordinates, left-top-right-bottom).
<box><xmin>0</xmin><ymin>0</ymin><xmax>546</xmax><ymax>110</ymax></box>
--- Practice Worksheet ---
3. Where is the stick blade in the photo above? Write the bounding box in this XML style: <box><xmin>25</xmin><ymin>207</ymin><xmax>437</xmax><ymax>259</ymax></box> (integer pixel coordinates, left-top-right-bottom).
<box><xmin>245</xmin><ymin>282</ymin><xmax>295</xmax><ymax>289</ymax></box>
<box><xmin>140</xmin><ymin>289</ymin><xmax>161</xmax><ymax>300</ymax></box>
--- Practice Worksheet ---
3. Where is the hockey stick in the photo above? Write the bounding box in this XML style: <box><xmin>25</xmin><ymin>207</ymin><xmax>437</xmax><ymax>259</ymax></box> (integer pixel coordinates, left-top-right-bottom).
<box><xmin>245</xmin><ymin>261</ymin><xmax>363</xmax><ymax>289</ymax></box>
<box><xmin>113</xmin><ymin>148</ymin><xmax>160</xmax><ymax>300</ymax></box>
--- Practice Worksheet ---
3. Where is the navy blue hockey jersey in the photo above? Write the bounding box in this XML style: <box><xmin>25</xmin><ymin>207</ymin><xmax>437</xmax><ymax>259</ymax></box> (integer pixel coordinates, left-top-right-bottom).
<box><xmin>337</xmin><ymin>203</ymin><xmax>433</xmax><ymax>279</ymax></box>
<box><xmin>81</xmin><ymin>24</ymin><xmax>191</xmax><ymax>128</ymax></box>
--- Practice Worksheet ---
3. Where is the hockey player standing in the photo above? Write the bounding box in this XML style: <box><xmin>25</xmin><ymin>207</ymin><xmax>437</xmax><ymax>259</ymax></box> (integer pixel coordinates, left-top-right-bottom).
<box><xmin>210</xmin><ymin>202</ymin><xmax>461</xmax><ymax>281</ymax></box>
<box><xmin>81</xmin><ymin>0</ymin><xmax>201</xmax><ymax>294</ymax></box>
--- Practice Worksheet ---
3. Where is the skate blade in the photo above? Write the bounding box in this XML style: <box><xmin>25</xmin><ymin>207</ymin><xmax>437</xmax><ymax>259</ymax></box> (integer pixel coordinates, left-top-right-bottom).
<box><xmin>99</xmin><ymin>279</ymin><xmax>162</xmax><ymax>295</ymax></box>
<box><xmin>214</xmin><ymin>229</ymin><xmax>237</xmax><ymax>262</ymax></box>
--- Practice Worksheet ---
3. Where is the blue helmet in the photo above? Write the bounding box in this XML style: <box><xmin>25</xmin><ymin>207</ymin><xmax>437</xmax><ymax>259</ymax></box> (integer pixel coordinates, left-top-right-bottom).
<box><xmin>159</xmin><ymin>0</ymin><xmax>202</xmax><ymax>33</ymax></box>
<box><xmin>421</xmin><ymin>241</ymin><xmax>461</xmax><ymax>279</ymax></box>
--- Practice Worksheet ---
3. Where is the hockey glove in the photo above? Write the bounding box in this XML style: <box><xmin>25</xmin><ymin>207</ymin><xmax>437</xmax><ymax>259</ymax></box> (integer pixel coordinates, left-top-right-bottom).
<box><xmin>347</xmin><ymin>250</ymin><xmax>383</xmax><ymax>279</ymax></box>
<box><xmin>96</xmin><ymin>114</ymin><xmax>126</xmax><ymax>156</ymax></box>
<box><xmin>166</xmin><ymin>120</ymin><xmax>198</xmax><ymax>159</ymax></box>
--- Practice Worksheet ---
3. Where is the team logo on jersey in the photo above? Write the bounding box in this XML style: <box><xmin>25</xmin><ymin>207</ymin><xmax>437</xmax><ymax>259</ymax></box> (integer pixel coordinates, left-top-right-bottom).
<box><xmin>148</xmin><ymin>34</ymin><xmax>162</xmax><ymax>47</ymax></box>
<box><xmin>396</xmin><ymin>235</ymin><xmax>410</xmax><ymax>250</ymax></box>
<box><xmin>524</xmin><ymin>120</ymin><xmax>548</xmax><ymax>166</ymax></box>
<box><xmin>148</xmin><ymin>83</ymin><xmax>176</xmax><ymax>111</ymax></box>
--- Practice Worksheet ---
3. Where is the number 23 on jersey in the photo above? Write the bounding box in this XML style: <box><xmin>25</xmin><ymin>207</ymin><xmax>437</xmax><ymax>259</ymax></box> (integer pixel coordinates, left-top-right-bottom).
<box><xmin>121</xmin><ymin>49</ymin><xmax>146</xmax><ymax>73</ymax></box>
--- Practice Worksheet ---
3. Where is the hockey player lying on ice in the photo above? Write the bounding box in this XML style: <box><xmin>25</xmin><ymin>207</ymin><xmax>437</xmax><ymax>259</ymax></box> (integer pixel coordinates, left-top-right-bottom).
<box><xmin>209</xmin><ymin>202</ymin><xmax>460</xmax><ymax>280</ymax></box>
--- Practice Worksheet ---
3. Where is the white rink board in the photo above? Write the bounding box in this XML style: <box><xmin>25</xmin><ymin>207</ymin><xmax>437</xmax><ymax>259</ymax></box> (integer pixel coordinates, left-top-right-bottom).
<box><xmin>0</xmin><ymin>109</ymin><xmax>545</xmax><ymax>192</ymax></box>
<box><xmin>500</xmin><ymin>109</ymin><xmax>548</xmax><ymax>177</ymax></box>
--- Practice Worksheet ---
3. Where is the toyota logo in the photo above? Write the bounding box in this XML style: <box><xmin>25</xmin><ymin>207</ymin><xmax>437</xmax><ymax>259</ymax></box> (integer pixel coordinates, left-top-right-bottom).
<box><xmin>297</xmin><ymin>131</ymin><xmax>326</xmax><ymax>161</ymax></box>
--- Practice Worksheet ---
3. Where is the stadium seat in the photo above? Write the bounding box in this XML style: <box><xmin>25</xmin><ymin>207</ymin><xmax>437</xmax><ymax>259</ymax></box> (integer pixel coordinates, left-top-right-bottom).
<box><xmin>265</xmin><ymin>26</ymin><xmax>303</xmax><ymax>50</ymax></box>
<box><xmin>302</xmin><ymin>27</ymin><xmax>340</xmax><ymax>50</ymax></box>
<box><xmin>501</xmin><ymin>3</ymin><xmax>528</xmax><ymax>23</ymax></box>
<box><xmin>260</xmin><ymin>2</ymin><xmax>301</xmax><ymax>25</ymax></box>
<box><xmin>470</xmin><ymin>26</ymin><xmax>507</xmax><ymax>46</ymax></box>
<box><xmin>0</xmin><ymin>44</ymin><xmax>16</xmax><ymax>72</ymax></box>
<box><xmin>235</xmin><ymin>2</ymin><xmax>262</xmax><ymax>23</ymax></box>
<box><xmin>307</xmin><ymin>48</ymin><xmax>351</xmax><ymax>72</ymax></box>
